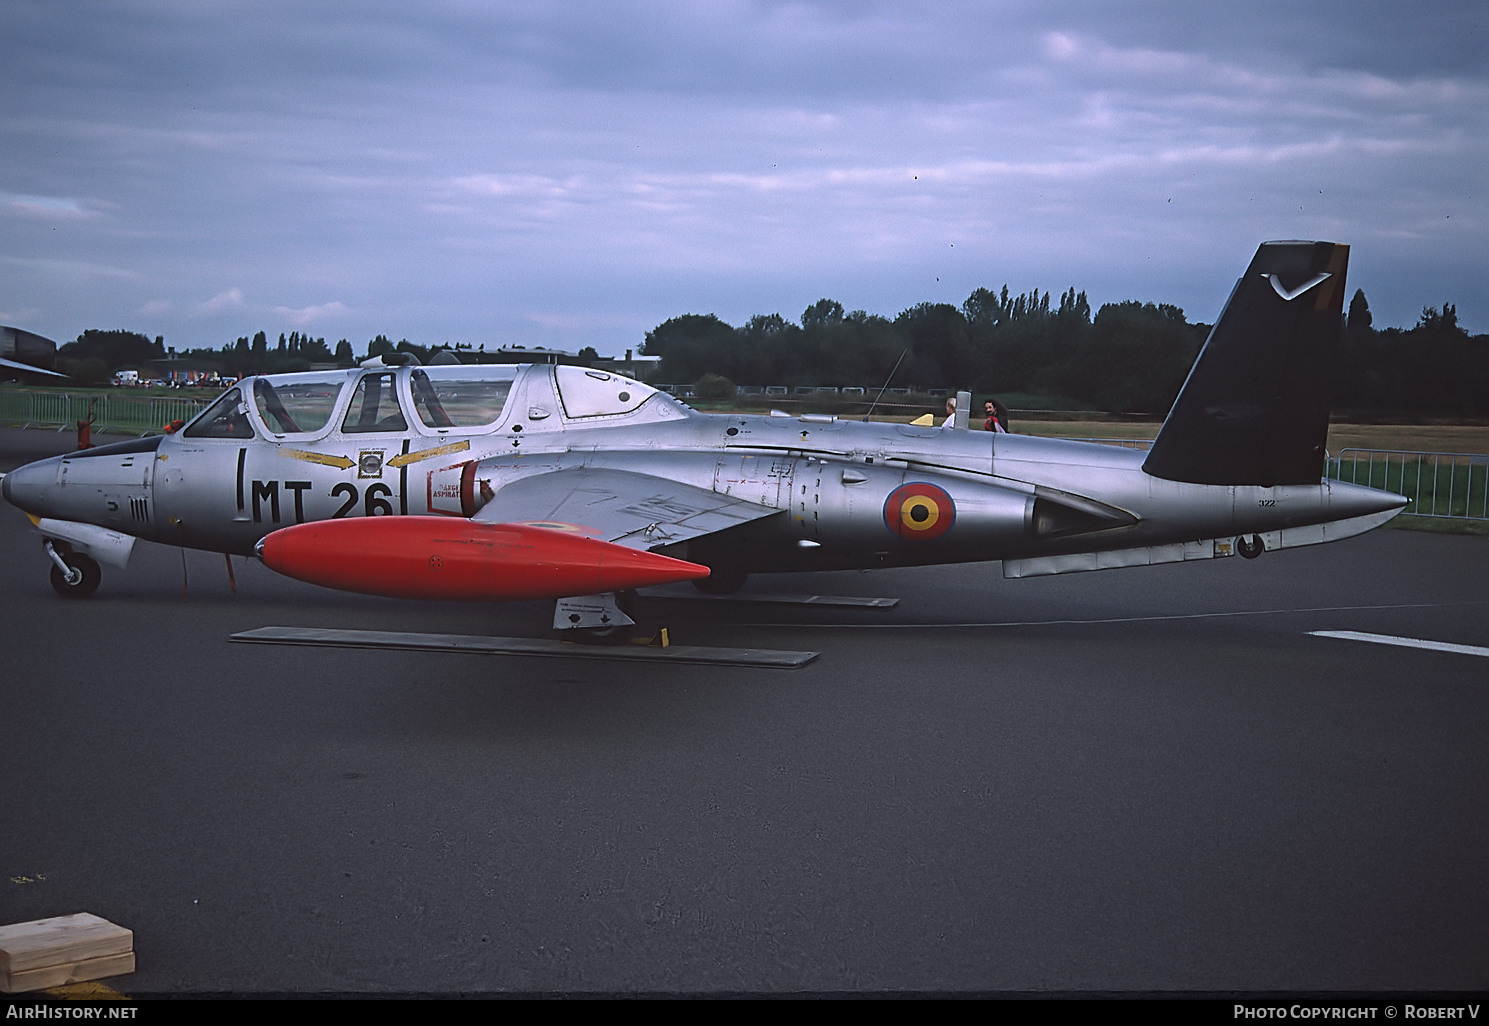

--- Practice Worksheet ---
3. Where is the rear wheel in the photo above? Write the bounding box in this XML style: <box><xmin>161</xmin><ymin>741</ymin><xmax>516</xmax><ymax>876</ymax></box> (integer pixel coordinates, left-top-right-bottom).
<box><xmin>50</xmin><ymin>553</ymin><xmax>101</xmax><ymax>599</ymax></box>
<box><xmin>1237</xmin><ymin>534</ymin><xmax>1265</xmax><ymax>559</ymax></box>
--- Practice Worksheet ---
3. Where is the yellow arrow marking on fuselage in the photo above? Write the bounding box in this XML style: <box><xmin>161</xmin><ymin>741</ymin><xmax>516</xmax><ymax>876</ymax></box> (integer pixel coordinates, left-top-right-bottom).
<box><xmin>387</xmin><ymin>439</ymin><xmax>470</xmax><ymax>468</ymax></box>
<box><xmin>277</xmin><ymin>448</ymin><xmax>356</xmax><ymax>469</ymax></box>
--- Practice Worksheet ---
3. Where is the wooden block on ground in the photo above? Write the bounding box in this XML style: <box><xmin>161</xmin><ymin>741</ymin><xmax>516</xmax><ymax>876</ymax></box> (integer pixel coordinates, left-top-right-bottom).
<box><xmin>0</xmin><ymin>914</ymin><xmax>134</xmax><ymax>994</ymax></box>
<box><xmin>3</xmin><ymin>951</ymin><xmax>136</xmax><ymax>994</ymax></box>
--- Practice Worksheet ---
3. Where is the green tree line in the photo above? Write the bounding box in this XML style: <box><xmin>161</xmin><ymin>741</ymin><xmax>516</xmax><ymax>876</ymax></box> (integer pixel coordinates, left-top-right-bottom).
<box><xmin>55</xmin><ymin>331</ymin><xmax>478</xmax><ymax>383</ymax></box>
<box><xmin>55</xmin><ymin>330</ymin><xmax>606</xmax><ymax>385</ymax></box>
<box><xmin>48</xmin><ymin>287</ymin><xmax>1487</xmax><ymax>419</ymax></box>
<box><xmin>643</xmin><ymin>289</ymin><xmax>1487</xmax><ymax>417</ymax></box>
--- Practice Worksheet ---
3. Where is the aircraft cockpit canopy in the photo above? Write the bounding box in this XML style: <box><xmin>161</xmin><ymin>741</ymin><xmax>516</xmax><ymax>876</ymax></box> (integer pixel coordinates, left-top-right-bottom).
<box><xmin>254</xmin><ymin>376</ymin><xmax>346</xmax><ymax>434</ymax></box>
<box><xmin>181</xmin><ymin>363</ymin><xmax>670</xmax><ymax>441</ymax></box>
<box><xmin>553</xmin><ymin>365</ymin><xmax>682</xmax><ymax>420</ymax></box>
<box><xmin>186</xmin><ymin>365</ymin><xmax>523</xmax><ymax>440</ymax></box>
<box><xmin>408</xmin><ymin>366</ymin><xmax>516</xmax><ymax>429</ymax></box>
<box><xmin>184</xmin><ymin>375</ymin><xmax>349</xmax><ymax>440</ymax></box>
<box><xmin>342</xmin><ymin>372</ymin><xmax>408</xmax><ymax>433</ymax></box>
<box><xmin>183</xmin><ymin>386</ymin><xmax>254</xmax><ymax>439</ymax></box>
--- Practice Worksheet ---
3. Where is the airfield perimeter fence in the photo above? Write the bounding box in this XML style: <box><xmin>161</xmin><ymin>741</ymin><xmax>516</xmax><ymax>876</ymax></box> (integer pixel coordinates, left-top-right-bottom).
<box><xmin>0</xmin><ymin>388</ymin><xmax>209</xmax><ymax>437</ymax></box>
<box><xmin>1330</xmin><ymin>449</ymin><xmax>1489</xmax><ymax>522</ymax></box>
<box><xmin>0</xmin><ymin>389</ymin><xmax>1483</xmax><ymax>521</ymax></box>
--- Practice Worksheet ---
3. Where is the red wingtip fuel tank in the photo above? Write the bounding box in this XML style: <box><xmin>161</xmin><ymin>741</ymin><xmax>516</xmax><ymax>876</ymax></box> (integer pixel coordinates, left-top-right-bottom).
<box><xmin>256</xmin><ymin>517</ymin><xmax>710</xmax><ymax>600</ymax></box>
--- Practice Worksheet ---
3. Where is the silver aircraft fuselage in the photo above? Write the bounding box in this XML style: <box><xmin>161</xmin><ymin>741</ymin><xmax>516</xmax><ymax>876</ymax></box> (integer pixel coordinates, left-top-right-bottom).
<box><xmin>0</xmin><ymin>242</ymin><xmax>1414</xmax><ymax>608</ymax></box>
<box><xmin>2</xmin><ymin>359</ymin><xmax>1403</xmax><ymax>583</ymax></box>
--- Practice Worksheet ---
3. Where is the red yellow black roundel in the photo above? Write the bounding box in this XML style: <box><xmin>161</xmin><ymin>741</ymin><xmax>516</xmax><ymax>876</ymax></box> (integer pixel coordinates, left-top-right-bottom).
<box><xmin>884</xmin><ymin>482</ymin><xmax>955</xmax><ymax>540</ymax></box>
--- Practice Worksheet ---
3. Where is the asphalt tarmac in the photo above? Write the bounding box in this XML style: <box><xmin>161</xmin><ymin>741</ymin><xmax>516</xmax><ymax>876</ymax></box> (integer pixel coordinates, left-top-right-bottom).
<box><xmin>2</xmin><ymin>427</ymin><xmax>1487</xmax><ymax>995</ymax></box>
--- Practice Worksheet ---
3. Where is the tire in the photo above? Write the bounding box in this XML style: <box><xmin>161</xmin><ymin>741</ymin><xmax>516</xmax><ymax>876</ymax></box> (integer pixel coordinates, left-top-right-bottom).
<box><xmin>1237</xmin><ymin>534</ymin><xmax>1265</xmax><ymax>559</ymax></box>
<box><xmin>570</xmin><ymin>623</ymin><xmax>637</xmax><ymax>645</ymax></box>
<box><xmin>50</xmin><ymin>553</ymin><xmax>102</xmax><ymax>599</ymax></box>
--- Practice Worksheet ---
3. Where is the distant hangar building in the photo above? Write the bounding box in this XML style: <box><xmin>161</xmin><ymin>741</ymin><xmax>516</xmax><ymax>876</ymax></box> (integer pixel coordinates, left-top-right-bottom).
<box><xmin>0</xmin><ymin>326</ymin><xmax>64</xmax><ymax>380</ymax></box>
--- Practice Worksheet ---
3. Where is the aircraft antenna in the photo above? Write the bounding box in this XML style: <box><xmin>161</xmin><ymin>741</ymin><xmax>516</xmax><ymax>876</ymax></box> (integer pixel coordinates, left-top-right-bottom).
<box><xmin>862</xmin><ymin>348</ymin><xmax>909</xmax><ymax>422</ymax></box>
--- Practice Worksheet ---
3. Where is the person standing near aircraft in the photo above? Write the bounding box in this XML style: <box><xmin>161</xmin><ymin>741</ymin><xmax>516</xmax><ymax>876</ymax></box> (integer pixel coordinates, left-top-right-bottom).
<box><xmin>984</xmin><ymin>399</ymin><xmax>1009</xmax><ymax>433</ymax></box>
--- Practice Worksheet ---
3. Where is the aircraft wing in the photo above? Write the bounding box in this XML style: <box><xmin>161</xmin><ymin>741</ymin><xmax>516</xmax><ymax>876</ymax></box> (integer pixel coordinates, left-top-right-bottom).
<box><xmin>0</xmin><ymin>356</ymin><xmax>67</xmax><ymax>379</ymax></box>
<box><xmin>471</xmin><ymin>467</ymin><xmax>782</xmax><ymax>550</ymax></box>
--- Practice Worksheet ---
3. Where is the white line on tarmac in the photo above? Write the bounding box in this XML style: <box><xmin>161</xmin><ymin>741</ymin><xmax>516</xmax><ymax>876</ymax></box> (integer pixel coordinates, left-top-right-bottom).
<box><xmin>1309</xmin><ymin>630</ymin><xmax>1489</xmax><ymax>659</ymax></box>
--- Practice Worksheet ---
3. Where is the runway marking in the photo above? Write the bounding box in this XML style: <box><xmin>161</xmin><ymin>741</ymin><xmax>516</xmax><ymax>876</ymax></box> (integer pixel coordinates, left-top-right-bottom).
<box><xmin>1309</xmin><ymin>630</ymin><xmax>1489</xmax><ymax>659</ymax></box>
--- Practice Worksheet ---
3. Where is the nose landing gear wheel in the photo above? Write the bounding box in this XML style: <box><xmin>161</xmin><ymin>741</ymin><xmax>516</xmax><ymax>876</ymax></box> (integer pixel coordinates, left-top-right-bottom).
<box><xmin>50</xmin><ymin>552</ymin><xmax>102</xmax><ymax>598</ymax></box>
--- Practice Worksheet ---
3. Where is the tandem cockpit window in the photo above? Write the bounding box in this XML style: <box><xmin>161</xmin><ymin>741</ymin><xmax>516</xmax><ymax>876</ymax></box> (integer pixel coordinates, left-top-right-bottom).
<box><xmin>183</xmin><ymin>387</ymin><xmax>255</xmax><ymax>439</ymax></box>
<box><xmin>252</xmin><ymin>375</ymin><xmax>345</xmax><ymax>435</ymax></box>
<box><xmin>342</xmin><ymin>372</ymin><xmax>408</xmax><ymax>433</ymax></box>
<box><xmin>553</xmin><ymin>365</ymin><xmax>669</xmax><ymax>419</ymax></box>
<box><xmin>410</xmin><ymin>367</ymin><xmax>515</xmax><ymax>429</ymax></box>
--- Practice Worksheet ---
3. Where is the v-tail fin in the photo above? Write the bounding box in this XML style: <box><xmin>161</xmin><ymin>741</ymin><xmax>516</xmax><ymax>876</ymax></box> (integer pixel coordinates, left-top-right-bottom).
<box><xmin>1142</xmin><ymin>240</ymin><xmax>1349</xmax><ymax>487</ymax></box>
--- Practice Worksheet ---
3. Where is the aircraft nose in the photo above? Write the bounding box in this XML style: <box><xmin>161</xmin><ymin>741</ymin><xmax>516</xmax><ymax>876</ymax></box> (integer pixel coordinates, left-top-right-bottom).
<box><xmin>2</xmin><ymin>436</ymin><xmax>162</xmax><ymax>526</ymax></box>
<box><xmin>1</xmin><ymin>455</ymin><xmax>58</xmax><ymax>516</ymax></box>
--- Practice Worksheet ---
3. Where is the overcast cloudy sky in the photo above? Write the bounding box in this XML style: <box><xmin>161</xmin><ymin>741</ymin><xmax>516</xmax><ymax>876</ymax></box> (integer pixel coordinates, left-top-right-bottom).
<box><xmin>3</xmin><ymin>0</ymin><xmax>1484</xmax><ymax>358</ymax></box>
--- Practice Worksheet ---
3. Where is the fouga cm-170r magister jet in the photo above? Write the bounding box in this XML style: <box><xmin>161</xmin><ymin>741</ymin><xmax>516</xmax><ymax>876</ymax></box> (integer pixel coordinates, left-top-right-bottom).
<box><xmin>2</xmin><ymin>241</ymin><xmax>1406</xmax><ymax>639</ymax></box>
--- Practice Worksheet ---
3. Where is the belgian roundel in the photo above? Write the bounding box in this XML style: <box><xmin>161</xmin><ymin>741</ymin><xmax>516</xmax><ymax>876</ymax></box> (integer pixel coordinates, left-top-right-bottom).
<box><xmin>884</xmin><ymin>482</ymin><xmax>955</xmax><ymax>541</ymax></box>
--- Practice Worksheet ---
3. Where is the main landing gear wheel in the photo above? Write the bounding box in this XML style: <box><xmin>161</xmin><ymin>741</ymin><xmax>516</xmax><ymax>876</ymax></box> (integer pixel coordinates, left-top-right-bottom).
<box><xmin>574</xmin><ymin>622</ymin><xmax>636</xmax><ymax>645</ymax></box>
<box><xmin>49</xmin><ymin>552</ymin><xmax>102</xmax><ymax>599</ymax></box>
<box><xmin>693</xmin><ymin>567</ymin><xmax>748</xmax><ymax>595</ymax></box>
<box><xmin>1237</xmin><ymin>534</ymin><xmax>1266</xmax><ymax>559</ymax></box>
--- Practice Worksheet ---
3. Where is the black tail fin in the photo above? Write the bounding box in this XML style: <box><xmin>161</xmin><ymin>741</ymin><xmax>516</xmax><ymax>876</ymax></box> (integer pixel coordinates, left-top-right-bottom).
<box><xmin>1142</xmin><ymin>240</ymin><xmax>1349</xmax><ymax>487</ymax></box>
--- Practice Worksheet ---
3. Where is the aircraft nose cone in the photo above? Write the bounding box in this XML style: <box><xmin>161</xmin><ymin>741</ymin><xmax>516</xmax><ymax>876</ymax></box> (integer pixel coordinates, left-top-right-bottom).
<box><xmin>1</xmin><ymin>456</ymin><xmax>60</xmax><ymax>516</ymax></box>
<box><xmin>3</xmin><ymin>459</ymin><xmax>36</xmax><ymax>512</ymax></box>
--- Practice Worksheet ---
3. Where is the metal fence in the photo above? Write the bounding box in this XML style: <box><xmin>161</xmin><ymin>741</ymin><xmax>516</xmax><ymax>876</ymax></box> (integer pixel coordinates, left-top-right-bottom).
<box><xmin>0</xmin><ymin>389</ymin><xmax>209</xmax><ymax>436</ymax></box>
<box><xmin>1330</xmin><ymin>449</ymin><xmax>1489</xmax><ymax>521</ymax></box>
